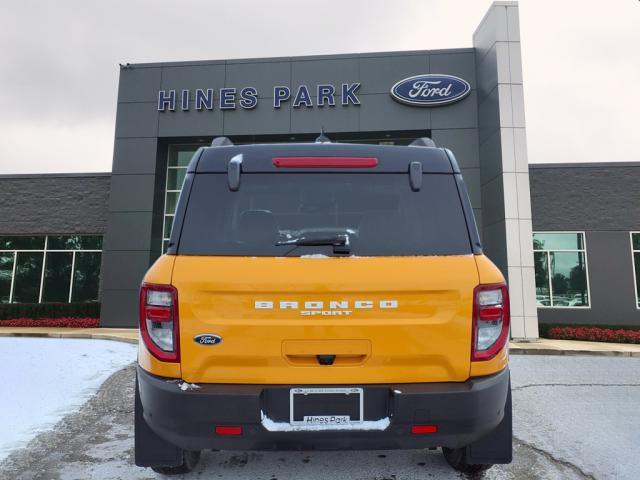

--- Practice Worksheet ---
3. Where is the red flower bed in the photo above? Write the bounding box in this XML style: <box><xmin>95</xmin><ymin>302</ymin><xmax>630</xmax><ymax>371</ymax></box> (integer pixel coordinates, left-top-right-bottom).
<box><xmin>0</xmin><ymin>317</ymin><xmax>99</xmax><ymax>328</ymax></box>
<box><xmin>547</xmin><ymin>326</ymin><xmax>640</xmax><ymax>344</ymax></box>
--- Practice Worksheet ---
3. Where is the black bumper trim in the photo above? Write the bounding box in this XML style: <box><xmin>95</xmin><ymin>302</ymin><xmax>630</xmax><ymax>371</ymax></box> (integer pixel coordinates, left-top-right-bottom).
<box><xmin>137</xmin><ymin>366</ymin><xmax>510</xmax><ymax>451</ymax></box>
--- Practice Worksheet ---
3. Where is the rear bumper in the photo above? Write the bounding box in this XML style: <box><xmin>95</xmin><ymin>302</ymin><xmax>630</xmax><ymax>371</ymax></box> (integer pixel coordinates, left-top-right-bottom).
<box><xmin>137</xmin><ymin>366</ymin><xmax>510</xmax><ymax>451</ymax></box>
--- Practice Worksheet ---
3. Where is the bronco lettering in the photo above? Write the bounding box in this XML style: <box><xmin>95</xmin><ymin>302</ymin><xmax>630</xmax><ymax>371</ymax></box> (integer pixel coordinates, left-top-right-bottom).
<box><xmin>254</xmin><ymin>300</ymin><xmax>398</xmax><ymax>310</ymax></box>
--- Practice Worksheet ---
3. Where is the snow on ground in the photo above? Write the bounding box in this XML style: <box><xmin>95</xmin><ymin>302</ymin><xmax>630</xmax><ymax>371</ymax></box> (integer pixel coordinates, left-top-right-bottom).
<box><xmin>2</xmin><ymin>353</ymin><xmax>638</xmax><ymax>479</ymax></box>
<box><xmin>510</xmin><ymin>355</ymin><xmax>640</xmax><ymax>480</ymax></box>
<box><xmin>0</xmin><ymin>337</ymin><xmax>137</xmax><ymax>461</ymax></box>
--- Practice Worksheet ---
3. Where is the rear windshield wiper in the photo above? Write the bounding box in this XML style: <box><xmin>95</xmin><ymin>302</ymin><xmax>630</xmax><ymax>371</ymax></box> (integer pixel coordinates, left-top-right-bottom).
<box><xmin>275</xmin><ymin>234</ymin><xmax>350</xmax><ymax>255</ymax></box>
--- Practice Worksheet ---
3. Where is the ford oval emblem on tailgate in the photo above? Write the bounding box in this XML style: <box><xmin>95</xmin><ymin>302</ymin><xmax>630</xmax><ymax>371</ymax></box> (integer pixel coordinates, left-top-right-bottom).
<box><xmin>193</xmin><ymin>334</ymin><xmax>223</xmax><ymax>345</ymax></box>
<box><xmin>390</xmin><ymin>74</ymin><xmax>471</xmax><ymax>107</ymax></box>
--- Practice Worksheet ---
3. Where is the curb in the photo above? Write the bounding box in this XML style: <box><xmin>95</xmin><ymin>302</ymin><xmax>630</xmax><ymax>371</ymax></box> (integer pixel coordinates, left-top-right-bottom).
<box><xmin>1</xmin><ymin>330</ymin><xmax>639</xmax><ymax>356</ymax></box>
<box><xmin>509</xmin><ymin>348</ymin><xmax>640</xmax><ymax>358</ymax></box>
<box><xmin>0</xmin><ymin>331</ymin><xmax>138</xmax><ymax>345</ymax></box>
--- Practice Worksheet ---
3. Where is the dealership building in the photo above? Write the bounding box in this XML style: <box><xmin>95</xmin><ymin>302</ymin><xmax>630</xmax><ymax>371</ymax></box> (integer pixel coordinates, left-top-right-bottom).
<box><xmin>1</xmin><ymin>2</ymin><xmax>639</xmax><ymax>339</ymax></box>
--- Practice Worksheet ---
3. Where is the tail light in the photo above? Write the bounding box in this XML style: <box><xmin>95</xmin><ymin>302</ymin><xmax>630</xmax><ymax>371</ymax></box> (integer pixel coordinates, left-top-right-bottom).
<box><xmin>471</xmin><ymin>284</ymin><xmax>510</xmax><ymax>361</ymax></box>
<box><xmin>411</xmin><ymin>424</ymin><xmax>438</xmax><ymax>434</ymax></box>
<box><xmin>215</xmin><ymin>426</ymin><xmax>243</xmax><ymax>436</ymax></box>
<box><xmin>139</xmin><ymin>283</ymin><xmax>180</xmax><ymax>362</ymax></box>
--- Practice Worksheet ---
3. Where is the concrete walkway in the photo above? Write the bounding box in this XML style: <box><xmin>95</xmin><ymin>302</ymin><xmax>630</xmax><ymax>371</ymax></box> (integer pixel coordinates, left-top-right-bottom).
<box><xmin>0</xmin><ymin>327</ymin><xmax>138</xmax><ymax>344</ymax></box>
<box><xmin>1</xmin><ymin>326</ymin><xmax>639</xmax><ymax>356</ymax></box>
<box><xmin>510</xmin><ymin>338</ymin><xmax>640</xmax><ymax>357</ymax></box>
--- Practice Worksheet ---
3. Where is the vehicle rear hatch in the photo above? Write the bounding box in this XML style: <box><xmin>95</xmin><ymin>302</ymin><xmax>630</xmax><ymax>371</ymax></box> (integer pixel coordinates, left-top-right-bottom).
<box><xmin>173</xmin><ymin>256</ymin><xmax>478</xmax><ymax>384</ymax></box>
<box><xmin>169</xmin><ymin>143</ymin><xmax>480</xmax><ymax>384</ymax></box>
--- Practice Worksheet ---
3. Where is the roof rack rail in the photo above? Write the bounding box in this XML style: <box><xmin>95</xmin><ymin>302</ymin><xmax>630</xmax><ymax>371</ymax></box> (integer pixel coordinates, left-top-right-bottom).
<box><xmin>211</xmin><ymin>136</ymin><xmax>234</xmax><ymax>147</ymax></box>
<box><xmin>227</xmin><ymin>154</ymin><xmax>242</xmax><ymax>191</ymax></box>
<box><xmin>409</xmin><ymin>137</ymin><xmax>436</xmax><ymax>148</ymax></box>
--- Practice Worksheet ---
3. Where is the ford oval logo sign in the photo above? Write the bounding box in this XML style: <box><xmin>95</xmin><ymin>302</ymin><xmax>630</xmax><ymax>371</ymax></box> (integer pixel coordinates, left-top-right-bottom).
<box><xmin>193</xmin><ymin>334</ymin><xmax>223</xmax><ymax>346</ymax></box>
<box><xmin>390</xmin><ymin>74</ymin><xmax>471</xmax><ymax>107</ymax></box>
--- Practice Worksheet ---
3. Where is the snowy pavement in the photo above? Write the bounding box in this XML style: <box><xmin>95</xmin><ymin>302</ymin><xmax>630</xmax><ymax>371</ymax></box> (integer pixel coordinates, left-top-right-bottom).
<box><xmin>1</xmin><ymin>350</ymin><xmax>639</xmax><ymax>479</ymax></box>
<box><xmin>510</xmin><ymin>355</ymin><xmax>640</xmax><ymax>479</ymax></box>
<box><xmin>0</xmin><ymin>337</ymin><xmax>137</xmax><ymax>461</ymax></box>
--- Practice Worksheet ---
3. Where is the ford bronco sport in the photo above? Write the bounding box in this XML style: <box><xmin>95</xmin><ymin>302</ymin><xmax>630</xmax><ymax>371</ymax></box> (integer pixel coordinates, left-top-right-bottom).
<box><xmin>135</xmin><ymin>136</ymin><xmax>512</xmax><ymax>475</ymax></box>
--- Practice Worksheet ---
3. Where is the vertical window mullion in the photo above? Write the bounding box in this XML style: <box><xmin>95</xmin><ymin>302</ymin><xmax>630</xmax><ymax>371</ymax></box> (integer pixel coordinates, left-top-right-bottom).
<box><xmin>68</xmin><ymin>250</ymin><xmax>76</xmax><ymax>302</ymax></box>
<box><xmin>163</xmin><ymin>149</ymin><xmax>171</xmax><ymax>252</ymax></box>
<box><xmin>162</xmin><ymin>189</ymin><xmax>169</xmax><ymax>243</ymax></box>
<box><xmin>38</xmin><ymin>237</ymin><xmax>48</xmax><ymax>303</ymax></box>
<box><xmin>9</xmin><ymin>251</ymin><xmax>17</xmax><ymax>303</ymax></box>
<box><xmin>636</xmin><ymin>250</ymin><xmax>640</xmax><ymax>307</ymax></box>
<box><xmin>547</xmin><ymin>251</ymin><xmax>553</xmax><ymax>307</ymax></box>
<box><xmin>632</xmin><ymin>233</ymin><xmax>639</xmax><ymax>308</ymax></box>
<box><xmin>579</xmin><ymin>233</ymin><xmax>588</xmax><ymax>307</ymax></box>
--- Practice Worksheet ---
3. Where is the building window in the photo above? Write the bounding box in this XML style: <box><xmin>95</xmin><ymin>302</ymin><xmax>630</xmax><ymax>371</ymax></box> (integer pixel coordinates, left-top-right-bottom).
<box><xmin>632</xmin><ymin>233</ymin><xmax>640</xmax><ymax>309</ymax></box>
<box><xmin>0</xmin><ymin>235</ymin><xmax>102</xmax><ymax>304</ymax></box>
<box><xmin>533</xmin><ymin>232</ymin><xmax>590</xmax><ymax>308</ymax></box>
<box><xmin>163</xmin><ymin>145</ymin><xmax>201</xmax><ymax>252</ymax></box>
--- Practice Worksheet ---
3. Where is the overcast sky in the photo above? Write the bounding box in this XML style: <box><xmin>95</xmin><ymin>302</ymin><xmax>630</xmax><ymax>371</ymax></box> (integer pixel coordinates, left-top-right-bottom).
<box><xmin>0</xmin><ymin>0</ymin><xmax>638</xmax><ymax>174</ymax></box>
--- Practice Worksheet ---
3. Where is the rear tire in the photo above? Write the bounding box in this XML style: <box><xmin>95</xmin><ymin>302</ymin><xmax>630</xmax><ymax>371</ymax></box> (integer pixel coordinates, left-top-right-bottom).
<box><xmin>442</xmin><ymin>447</ymin><xmax>492</xmax><ymax>474</ymax></box>
<box><xmin>151</xmin><ymin>450</ymin><xmax>201</xmax><ymax>475</ymax></box>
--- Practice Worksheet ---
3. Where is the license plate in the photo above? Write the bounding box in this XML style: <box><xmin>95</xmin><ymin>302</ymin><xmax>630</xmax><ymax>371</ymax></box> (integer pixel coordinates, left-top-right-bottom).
<box><xmin>290</xmin><ymin>387</ymin><xmax>363</xmax><ymax>427</ymax></box>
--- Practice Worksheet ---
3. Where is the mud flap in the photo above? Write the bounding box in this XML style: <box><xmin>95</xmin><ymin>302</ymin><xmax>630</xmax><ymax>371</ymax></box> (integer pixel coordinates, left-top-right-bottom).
<box><xmin>134</xmin><ymin>374</ymin><xmax>183</xmax><ymax>468</ymax></box>
<box><xmin>465</xmin><ymin>379</ymin><xmax>513</xmax><ymax>464</ymax></box>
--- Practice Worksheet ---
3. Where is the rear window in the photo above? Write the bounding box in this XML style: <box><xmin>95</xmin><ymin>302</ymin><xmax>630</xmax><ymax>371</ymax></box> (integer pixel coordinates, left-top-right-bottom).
<box><xmin>177</xmin><ymin>173</ymin><xmax>471</xmax><ymax>256</ymax></box>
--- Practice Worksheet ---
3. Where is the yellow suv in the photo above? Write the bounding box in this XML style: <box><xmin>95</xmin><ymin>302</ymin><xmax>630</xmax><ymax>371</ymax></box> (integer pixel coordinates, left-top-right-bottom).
<box><xmin>135</xmin><ymin>136</ymin><xmax>512</xmax><ymax>475</ymax></box>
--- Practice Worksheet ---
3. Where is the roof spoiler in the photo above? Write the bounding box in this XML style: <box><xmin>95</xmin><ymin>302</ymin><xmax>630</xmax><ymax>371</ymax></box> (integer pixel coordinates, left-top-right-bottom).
<box><xmin>211</xmin><ymin>136</ymin><xmax>234</xmax><ymax>147</ymax></box>
<box><xmin>409</xmin><ymin>137</ymin><xmax>436</xmax><ymax>148</ymax></box>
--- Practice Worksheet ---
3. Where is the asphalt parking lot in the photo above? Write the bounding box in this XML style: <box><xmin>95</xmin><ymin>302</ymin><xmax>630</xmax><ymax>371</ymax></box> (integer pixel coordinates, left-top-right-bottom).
<box><xmin>1</xmin><ymin>354</ymin><xmax>639</xmax><ymax>480</ymax></box>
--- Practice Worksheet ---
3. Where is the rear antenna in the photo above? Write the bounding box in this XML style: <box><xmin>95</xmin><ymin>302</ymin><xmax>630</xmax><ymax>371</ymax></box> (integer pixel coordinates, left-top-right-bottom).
<box><xmin>315</xmin><ymin>127</ymin><xmax>331</xmax><ymax>143</ymax></box>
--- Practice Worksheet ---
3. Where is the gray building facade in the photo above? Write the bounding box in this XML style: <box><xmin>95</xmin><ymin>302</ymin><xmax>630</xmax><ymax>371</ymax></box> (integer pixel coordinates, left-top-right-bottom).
<box><xmin>100</xmin><ymin>1</ymin><xmax>539</xmax><ymax>338</ymax></box>
<box><xmin>0</xmin><ymin>173</ymin><xmax>110</xmax><ymax>235</ymax></box>
<box><xmin>0</xmin><ymin>173</ymin><xmax>109</xmax><ymax>305</ymax></box>
<box><xmin>530</xmin><ymin>163</ymin><xmax>640</xmax><ymax>326</ymax></box>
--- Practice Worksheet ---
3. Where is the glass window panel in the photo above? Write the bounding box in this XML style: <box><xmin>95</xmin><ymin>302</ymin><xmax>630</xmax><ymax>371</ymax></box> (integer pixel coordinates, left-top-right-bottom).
<box><xmin>164</xmin><ymin>216</ymin><xmax>174</xmax><ymax>239</ymax></box>
<box><xmin>635</xmin><ymin>252</ymin><xmax>640</xmax><ymax>308</ymax></box>
<box><xmin>533</xmin><ymin>233</ymin><xmax>583</xmax><ymax>251</ymax></box>
<box><xmin>534</xmin><ymin>252</ymin><xmax>550</xmax><ymax>306</ymax></box>
<box><xmin>632</xmin><ymin>233</ymin><xmax>640</xmax><ymax>251</ymax></box>
<box><xmin>550</xmin><ymin>251</ymin><xmax>589</xmax><ymax>306</ymax></box>
<box><xmin>41</xmin><ymin>252</ymin><xmax>73</xmax><ymax>302</ymax></box>
<box><xmin>163</xmin><ymin>240</ymin><xmax>170</xmax><ymax>253</ymax></box>
<box><xmin>179</xmin><ymin>173</ymin><xmax>472</xmax><ymax>256</ymax></box>
<box><xmin>47</xmin><ymin>235</ymin><xmax>102</xmax><ymax>250</ymax></box>
<box><xmin>165</xmin><ymin>192</ymin><xmax>179</xmax><ymax>215</ymax></box>
<box><xmin>12</xmin><ymin>252</ymin><xmax>44</xmax><ymax>303</ymax></box>
<box><xmin>168</xmin><ymin>146</ymin><xmax>199</xmax><ymax>167</ymax></box>
<box><xmin>0</xmin><ymin>253</ymin><xmax>14</xmax><ymax>303</ymax></box>
<box><xmin>71</xmin><ymin>252</ymin><xmax>101</xmax><ymax>302</ymax></box>
<box><xmin>167</xmin><ymin>168</ymin><xmax>187</xmax><ymax>191</ymax></box>
<box><xmin>0</xmin><ymin>236</ymin><xmax>45</xmax><ymax>250</ymax></box>
<box><xmin>80</xmin><ymin>235</ymin><xmax>102</xmax><ymax>250</ymax></box>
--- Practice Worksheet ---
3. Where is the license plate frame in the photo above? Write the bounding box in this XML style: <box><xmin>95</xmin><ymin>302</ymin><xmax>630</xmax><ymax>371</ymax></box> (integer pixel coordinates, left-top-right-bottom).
<box><xmin>289</xmin><ymin>387</ymin><xmax>364</xmax><ymax>428</ymax></box>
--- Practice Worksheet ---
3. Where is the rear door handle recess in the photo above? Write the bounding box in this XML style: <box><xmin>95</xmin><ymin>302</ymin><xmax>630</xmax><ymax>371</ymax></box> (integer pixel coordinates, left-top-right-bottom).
<box><xmin>282</xmin><ymin>339</ymin><xmax>371</xmax><ymax>366</ymax></box>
